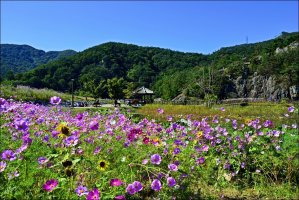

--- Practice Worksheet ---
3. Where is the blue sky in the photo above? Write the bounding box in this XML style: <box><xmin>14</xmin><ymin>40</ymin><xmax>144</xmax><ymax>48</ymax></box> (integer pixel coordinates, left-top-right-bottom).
<box><xmin>1</xmin><ymin>1</ymin><xmax>298</xmax><ymax>54</ymax></box>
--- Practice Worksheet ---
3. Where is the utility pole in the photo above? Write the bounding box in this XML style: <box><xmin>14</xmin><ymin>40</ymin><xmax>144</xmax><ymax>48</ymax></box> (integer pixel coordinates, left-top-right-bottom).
<box><xmin>71</xmin><ymin>79</ymin><xmax>74</xmax><ymax>108</ymax></box>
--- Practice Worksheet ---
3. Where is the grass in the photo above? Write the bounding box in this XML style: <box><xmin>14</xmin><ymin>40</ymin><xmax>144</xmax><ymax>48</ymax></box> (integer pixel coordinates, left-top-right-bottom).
<box><xmin>136</xmin><ymin>103</ymin><xmax>298</xmax><ymax>126</ymax></box>
<box><xmin>0</xmin><ymin>84</ymin><xmax>93</xmax><ymax>103</ymax></box>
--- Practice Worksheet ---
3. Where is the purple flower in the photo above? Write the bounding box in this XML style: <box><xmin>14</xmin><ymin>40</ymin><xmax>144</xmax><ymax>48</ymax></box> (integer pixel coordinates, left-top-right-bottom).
<box><xmin>168</xmin><ymin>163</ymin><xmax>178</xmax><ymax>171</ymax></box>
<box><xmin>220</xmin><ymin>107</ymin><xmax>225</xmax><ymax>112</ymax></box>
<box><xmin>173</xmin><ymin>148</ymin><xmax>181</xmax><ymax>155</ymax></box>
<box><xmin>241</xmin><ymin>162</ymin><xmax>246</xmax><ymax>169</ymax></box>
<box><xmin>126</xmin><ymin>184</ymin><xmax>136</xmax><ymax>195</ymax></box>
<box><xmin>110</xmin><ymin>178</ymin><xmax>122</xmax><ymax>187</ymax></box>
<box><xmin>288</xmin><ymin>106</ymin><xmax>295</xmax><ymax>113</ymax></box>
<box><xmin>64</xmin><ymin>135</ymin><xmax>78</xmax><ymax>147</ymax></box>
<box><xmin>76</xmin><ymin>113</ymin><xmax>84</xmax><ymax>120</ymax></box>
<box><xmin>196</xmin><ymin>157</ymin><xmax>205</xmax><ymax>165</ymax></box>
<box><xmin>167</xmin><ymin>177</ymin><xmax>176</xmax><ymax>187</ymax></box>
<box><xmin>1</xmin><ymin>150</ymin><xmax>16</xmax><ymax>161</ymax></box>
<box><xmin>291</xmin><ymin>124</ymin><xmax>297</xmax><ymax>129</ymax></box>
<box><xmin>142</xmin><ymin>159</ymin><xmax>148</xmax><ymax>165</ymax></box>
<box><xmin>94</xmin><ymin>146</ymin><xmax>102</xmax><ymax>155</ymax></box>
<box><xmin>75</xmin><ymin>185</ymin><xmax>88</xmax><ymax>196</ymax></box>
<box><xmin>43</xmin><ymin>179</ymin><xmax>58</xmax><ymax>192</ymax></box>
<box><xmin>167</xmin><ymin>116</ymin><xmax>173</xmax><ymax>121</ymax></box>
<box><xmin>224</xmin><ymin>161</ymin><xmax>231</xmax><ymax>170</ymax></box>
<box><xmin>157</xmin><ymin>108</ymin><xmax>164</xmax><ymax>114</ymax></box>
<box><xmin>51</xmin><ymin>130</ymin><xmax>59</xmax><ymax>138</ymax></box>
<box><xmin>8</xmin><ymin>171</ymin><xmax>19</xmax><ymax>180</ymax></box>
<box><xmin>86</xmin><ymin>188</ymin><xmax>100</xmax><ymax>200</ymax></box>
<box><xmin>14</xmin><ymin>119</ymin><xmax>29</xmax><ymax>131</ymax></box>
<box><xmin>0</xmin><ymin>98</ymin><xmax>7</xmax><ymax>105</ymax></box>
<box><xmin>201</xmin><ymin>145</ymin><xmax>209</xmax><ymax>152</ymax></box>
<box><xmin>114</xmin><ymin>195</ymin><xmax>126</xmax><ymax>200</ymax></box>
<box><xmin>132</xmin><ymin>181</ymin><xmax>143</xmax><ymax>192</ymax></box>
<box><xmin>38</xmin><ymin>157</ymin><xmax>49</xmax><ymax>165</ymax></box>
<box><xmin>151</xmin><ymin>154</ymin><xmax>162</xmax><ymax>165</ymax></box>
<box><xmin>275</xmin><ymin>145</ymin><xmax>281</xmax><ymax>151</ymax></box>
<box><xmin>15</xmin><ymin>144</ymin><xmax>28</xmax><ymax>154</ymax></box>
<box><xmin>151</xmin><ymin>179</ymin><xmax>162</xmax><ymax>191</ymax></box>
<box><xmin>50</xmin><ymin>96</ymin><xmax>61</xmax><ymax>105</ymax></box>
<box><xmin>89</xmin><ymin>121</ymin><xmax>99</xmax><ymax>130</ymax></box>
<box><xmin>0</xmin><ymin>161</ymin><xmax>6</xmax><ymax>172</ymax></box>
<box><xmin>264</xmin><ymin>120</ymin><xmax>273</xmax><ymax>128</ymax></box>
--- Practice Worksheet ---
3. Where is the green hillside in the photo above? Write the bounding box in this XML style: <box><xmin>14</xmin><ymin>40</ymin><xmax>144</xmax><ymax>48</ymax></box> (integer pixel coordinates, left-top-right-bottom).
<box><xmin>0</xmin><ymin>44</ymin><xmax>77</xmax><ymax>77</ymax></box>
<box><xmin>5</xmin><ymin>31</ymin><xmax>299</xmax><ymax>100</ymax></box>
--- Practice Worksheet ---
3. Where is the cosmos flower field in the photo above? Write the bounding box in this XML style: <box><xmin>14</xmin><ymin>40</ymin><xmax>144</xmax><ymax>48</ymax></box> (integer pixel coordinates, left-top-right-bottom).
<box><xmin>0</xmin><ymin>97</ymin><xmax>298</xmax><ymax>199</ymax></box>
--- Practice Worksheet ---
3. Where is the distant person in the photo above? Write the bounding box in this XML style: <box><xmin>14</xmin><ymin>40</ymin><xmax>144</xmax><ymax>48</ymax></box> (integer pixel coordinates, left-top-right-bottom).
<box><xmin>114</xmin><ymin>99</ymin><xmax>120</xmax><ymax>107</ymax></box>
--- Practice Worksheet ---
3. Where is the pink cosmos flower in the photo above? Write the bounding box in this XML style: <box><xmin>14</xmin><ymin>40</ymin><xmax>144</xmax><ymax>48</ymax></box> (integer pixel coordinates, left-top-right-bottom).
<box><xmin>86</xmin><ymin>188</ymin><xmax>100</xmax><ymax>200</ymax></box>
<box><xmin>89</xmin><ymin>121</ymin><xmax>99</xmax><ymax>130</ymax></box>
<box><xmin>110</xmin><ymin>178</ymin><xmax>122</xmax><ymax>187</ymax></box>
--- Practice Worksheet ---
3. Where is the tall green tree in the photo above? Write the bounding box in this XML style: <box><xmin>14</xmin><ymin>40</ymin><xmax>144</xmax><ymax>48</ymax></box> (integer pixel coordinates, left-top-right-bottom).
<box><xmin>106</xmin><ymin>77</ymin><xmax>125</xmax><ymax>100</ymax></box>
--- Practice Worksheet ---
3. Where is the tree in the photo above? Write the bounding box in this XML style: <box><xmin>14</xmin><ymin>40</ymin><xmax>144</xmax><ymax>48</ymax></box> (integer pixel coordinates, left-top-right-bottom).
<box><xmin>5</xmin><ymin>70</ymin><xmax>15</xmax><ymax>80</ymax></box>
<box><xmin>106</xmin><ymin>78</ymin><xmax>125</xmax><ymax>100</ymax></box>
<box><xmin>82</xmin><ymin>80</ymin><xmax>107</xmax><ymax>99</ymax></box>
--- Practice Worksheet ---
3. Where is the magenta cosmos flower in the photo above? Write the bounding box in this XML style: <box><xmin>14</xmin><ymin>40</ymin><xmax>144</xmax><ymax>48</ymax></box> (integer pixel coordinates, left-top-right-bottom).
<box><xmin>43</xmin><ymin>179</ymin><xmax>58</xmax><ymax>192</ymax></box>
<box><xmin>151</xmin><ymin>154</ymin><xmax>162</xmax><ymax>165</ymax></box>
<box><xmin>75</xmin><ymin>185</ymin><xmax>88</xmax><ymax>196</ymax></box>
<box><xmin>1</xmin><ymin>150</ymin><xmax>16</xmax><ymax>161</ymax></box>
<box><xmin>197</xmin><ymin>157</ymin><xmax>205</xmax><ymax>165</ymax></box>
<box><xmin>86</xmin><ymin>188</ymin><xmax>100</xmax><ymax>200</ymax></box>
<box><xmin>89</xmin><ymin>120</ymin><xmax>99</xmax><ymax>130</ymax></box>
<box><xmin>151</xmin><ymin>179</ymin><xmax>162</xmax><ymax>191</ymax></box>
<box><xmin>50</xmin><ymin>96</ymin><xmax>62</xmax><ymax>105</ymax></box>
<box><xmin>110</xmin><ymin>178</ymin><xmax>122</xmax><ymax>187</ymax></box>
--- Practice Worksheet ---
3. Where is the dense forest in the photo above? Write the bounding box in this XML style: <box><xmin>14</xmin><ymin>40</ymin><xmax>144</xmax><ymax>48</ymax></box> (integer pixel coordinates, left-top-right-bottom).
<box><xmin>1</xmin><ymin>32</ymin><xmax>298</xmax><ymax>100</ymax></box>
<box><xmin>0</xmin><ymin>44</ymin><xmax>77</xmax><ymax>78</ymax></box>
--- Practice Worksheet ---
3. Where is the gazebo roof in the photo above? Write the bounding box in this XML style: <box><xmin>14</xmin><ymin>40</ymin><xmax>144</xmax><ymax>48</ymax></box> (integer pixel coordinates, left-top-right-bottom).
<box><xmin>133</xmin><ymin>86</ymin><xmax>154</xmax><ymax>95</ymax></box>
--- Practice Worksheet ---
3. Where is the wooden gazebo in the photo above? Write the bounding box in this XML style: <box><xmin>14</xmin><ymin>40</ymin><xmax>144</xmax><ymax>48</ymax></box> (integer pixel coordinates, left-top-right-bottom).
<box><xmin>132</xmin><ymin>86</ymin><xmax>154</xmax><ymax>103</ymax></box>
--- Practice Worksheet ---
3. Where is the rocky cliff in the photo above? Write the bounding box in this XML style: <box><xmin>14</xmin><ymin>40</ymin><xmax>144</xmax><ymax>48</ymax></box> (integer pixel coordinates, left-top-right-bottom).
<box><xmin>223</xmin><ymin>72</ymin><xmax>299</xmax><ymax>101</ymax></box>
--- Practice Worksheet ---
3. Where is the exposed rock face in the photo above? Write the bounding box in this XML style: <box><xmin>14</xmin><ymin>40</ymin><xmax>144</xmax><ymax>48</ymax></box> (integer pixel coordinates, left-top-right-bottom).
<box><xmin>275</xmin><ymin>41</ymin><xmax>299</xmax><ymax>54</ymax></box>
<box><xmin>223</xmin><ymin>73</ymin><xmax>298</xmax><ymax>101</ymax></box>
<box><xmin>290</xmin><ymin>85</ymin><xmax>299</xmax><ymax>100</ymax></box>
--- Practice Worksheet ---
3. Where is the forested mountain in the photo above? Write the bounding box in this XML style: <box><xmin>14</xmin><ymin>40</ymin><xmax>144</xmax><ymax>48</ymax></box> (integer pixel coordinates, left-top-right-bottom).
<box><xmin>4</xmin><ymin>31</ymin><xmax>299</xmax><ymax>100</ymax></box>
<box><xmin>0</xmin><ymin>44</ymin><xmax>77</xmax><ymax>77</ymax></box>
